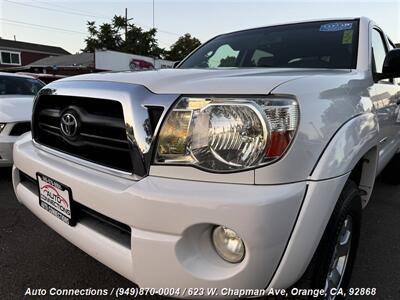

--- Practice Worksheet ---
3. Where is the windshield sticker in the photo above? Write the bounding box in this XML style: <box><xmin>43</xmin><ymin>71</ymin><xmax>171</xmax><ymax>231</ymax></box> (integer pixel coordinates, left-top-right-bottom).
<box><xmin>342</xmin><ymin>30</ymin><xmax>354</xmax><ymax>44</ymax></box>
<box><xmin>320</xmin><ymin>22</ymin><xmax>353</xmax><ymax>32</ymax></box>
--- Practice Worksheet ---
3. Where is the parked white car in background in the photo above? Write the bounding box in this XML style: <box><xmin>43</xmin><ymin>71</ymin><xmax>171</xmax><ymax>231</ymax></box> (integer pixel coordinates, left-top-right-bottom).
<box><xmin>0</xmin><ymin>73</ymin><xmax>44</xmax><ymax>166</ymax></box>
<box><xmin>11</xmin><ymin>17</ymin><xmax>400</xmax><ymax>299</ymax></box>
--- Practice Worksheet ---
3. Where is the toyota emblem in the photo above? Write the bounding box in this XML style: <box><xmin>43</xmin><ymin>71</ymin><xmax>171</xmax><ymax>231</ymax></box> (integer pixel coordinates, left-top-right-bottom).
<box><xmin>60</xmin><ymin>113</ymin><xmax>78</xmax><ymax>137</ymax></box>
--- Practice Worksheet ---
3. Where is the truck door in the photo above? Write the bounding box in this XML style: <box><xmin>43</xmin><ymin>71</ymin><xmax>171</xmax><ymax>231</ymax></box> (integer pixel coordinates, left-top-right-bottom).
<box><xmin>371</xmin><ymin>27</ymin><xmax>400</xmax><ymax>173</ymax></box>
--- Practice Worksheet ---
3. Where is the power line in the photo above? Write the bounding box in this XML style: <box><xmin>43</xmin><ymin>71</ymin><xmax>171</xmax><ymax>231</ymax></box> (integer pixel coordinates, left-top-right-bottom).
<box><xmin>0</xmin><ymin>18</ymin><xmax>87</xmax><ymax>35</ymax></box>
<box><xmin>3</xmin><ymin>0</ymin><xmax>109</xmax><ymax>19</ymax></box>
<box><xmin>36</xmin><ymin>0</ymin><xmax>179</xmax><ymax>37</ymax></box>
<box><xmin>156</xmin><ymin>28</ymin><xmax>180</xmax><ymax>36</ymax></box>
<box><xmin>1</xmin><ymin>18</ymin><xmax>174</xmax><ymax>48</ymax></box>
<box><xmin>0</xmin><ymin>22</ymin><xmax>82</xmax><ymax>47</ymax></box>
<box><xmin>4</xmin><ymin>0</ymin><xmax>182</xmax><ymax>37</ymax></box>
<box><xmin>1</xmin><ymin>20</ymin><xmax>174</xmax><ymax>52</ymax></box>
<box><xmin>33</xmin><ymin>0</ymin><xmax>111</xmax><ymax>19</ymax></box>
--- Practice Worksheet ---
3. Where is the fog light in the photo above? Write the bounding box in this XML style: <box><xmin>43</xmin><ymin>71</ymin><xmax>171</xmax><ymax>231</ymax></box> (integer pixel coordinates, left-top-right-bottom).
<box><xmin>212</xmin><ymin>226</ymin><xmax>245</xmax><ymax>263</ymax></box>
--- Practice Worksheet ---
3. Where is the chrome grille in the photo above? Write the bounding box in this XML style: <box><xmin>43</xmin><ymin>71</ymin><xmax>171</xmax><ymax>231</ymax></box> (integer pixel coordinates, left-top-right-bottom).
<box><xmin>33</xmin><ymin>95</ymin><xmax>133</xmax><ymax>172</ymax></box>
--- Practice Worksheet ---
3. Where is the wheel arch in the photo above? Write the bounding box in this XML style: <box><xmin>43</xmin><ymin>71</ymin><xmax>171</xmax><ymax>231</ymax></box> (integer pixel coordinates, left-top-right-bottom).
<box><xmin>348</xmin><ymin>146</ymin><xmax>378</xmax><ymax>207</ymax></box>
<box><xmin>310</xmin><ymin>112</ymin><xmax>379</xmax><ymax>207</ymax></box>
<box><xmin>269</xmin><ymin>114</ymin><xmax>379</xmax><ymax>289</ymax></box>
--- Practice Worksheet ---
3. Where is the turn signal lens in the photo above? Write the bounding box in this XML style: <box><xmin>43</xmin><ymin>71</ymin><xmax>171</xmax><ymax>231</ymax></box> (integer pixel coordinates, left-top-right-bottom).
<box><xmin>266</xmin><ymin>131</ymin><xmax>292</xmax><ymax>158</ymax></box>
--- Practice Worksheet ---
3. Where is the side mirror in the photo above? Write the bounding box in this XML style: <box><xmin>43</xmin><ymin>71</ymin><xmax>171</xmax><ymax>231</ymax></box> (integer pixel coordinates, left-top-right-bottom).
<box><xmin>173</xmin><ymin>61</ymin><xmax>181</xmax><ymax>68</ymax></box>
<box><xmin>376</xmin><ymin>49</ymin><xmax>400</xmax><ymax>81</ymax></box>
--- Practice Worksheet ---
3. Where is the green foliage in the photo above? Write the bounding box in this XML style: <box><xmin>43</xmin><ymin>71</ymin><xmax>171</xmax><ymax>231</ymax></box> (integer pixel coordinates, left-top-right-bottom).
<box><xmin>166</xmin><ymin>33</ymin><xmax>201</xmax><ymax>61</ymax></box>
<box><xmin>124</xmin><ymin>26</ymin><xmax>165</xmax><ymax>58</ymax></box>
<box><xmin>219</xmin><ymin>56</ymin><xmax>237</xmax><ymax>67</ymax></box>
<box><xmin>83</xmin><ymin>16</ymin><xmax>200</xmax><ymax>60</ymax></box>
<box><xmin>83</xmin><ymin>20</ymin><xmax>122</xmax><ymax>52</ymax></box>
<box><xmin>82</xmin><ymin>16</ymin><xmax>163</xmax><ymax>57</ymax></box>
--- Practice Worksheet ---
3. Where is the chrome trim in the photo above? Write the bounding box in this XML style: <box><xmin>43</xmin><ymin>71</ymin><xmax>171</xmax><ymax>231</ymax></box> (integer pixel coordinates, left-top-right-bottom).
<box><xmin>33</xmin><ymin>140</ymin><xmax>141</xmax><ymax>180</ymax></box>
<box><xmin>60</xmin><ymin>112</ymin><xmax>78</xmax><ymax>137</ymax></box>
<box><xmin>379</xmin><ymin>137</ymin><xmax>388</xmax><ymax>145</ymax></box>
<box><xmin>33</xmin><ymin>80</ymin><xmax>180</xmax><ymax>177</ymax></box>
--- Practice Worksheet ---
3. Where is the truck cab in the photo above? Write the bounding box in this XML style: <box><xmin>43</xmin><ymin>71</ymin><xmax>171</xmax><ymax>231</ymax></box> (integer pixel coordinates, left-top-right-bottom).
<box><xmin>12</xmin><ymin>17</ymin><xmax>400</xmax><ymax>299</ymax></box>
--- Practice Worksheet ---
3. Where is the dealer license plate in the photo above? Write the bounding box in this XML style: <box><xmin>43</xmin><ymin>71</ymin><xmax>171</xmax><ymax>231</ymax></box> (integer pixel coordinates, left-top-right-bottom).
<box><xmin>37</xmin><ymin>173</ymin><xmax>75</xmax><ymax>226</ymax></box>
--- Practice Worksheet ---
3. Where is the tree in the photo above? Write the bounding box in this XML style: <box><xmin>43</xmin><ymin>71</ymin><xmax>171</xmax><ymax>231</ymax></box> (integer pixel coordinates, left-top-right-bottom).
<box><xmin>82</xmin><ymin>16</ymin><xmax>201</xmax><ymax>61</ymax></box>
<box><xmin>219</xmin><ymin>56</ymin><xmax>237</xmax><ymax>67</ymax></box>
<box><xmin>124</xmin><ymin>26</ymin><xmax>164</xmax><ymax>57</ymax></box>
<box><xmin>83</xmin><ymin>20</ymin><xmax>122</xmax><ymax>52</ymax></box>
<box><xmin>166</xmin><ymin>33</ymin><xmax>201</xmax><ymax>61</ymax></box>
<box><xmin>82</xmin><ymin>16</ymin><xmax>164</xmax><ymax>57</ymax></box>
<box><xmin>83</xmin><ymin>22</ymin><xmax>99</xmax><ymax>52</ymax></box>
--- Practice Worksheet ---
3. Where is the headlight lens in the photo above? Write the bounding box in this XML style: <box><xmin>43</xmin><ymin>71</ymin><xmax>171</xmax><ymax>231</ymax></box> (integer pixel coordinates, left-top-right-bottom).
<box><xmin>156</xmin><ymin>96</ymin><xmax>299</xmax><ymax>172</ymax></box>
<box><xmin>0</xmin><ymin>123</ymin><xmax>6</xmax><ymax>133</ymax></box>
<box><xmin>212</xmin><ymin>226</ymin><xmax>245</xmax><ymax>263</ymax></box>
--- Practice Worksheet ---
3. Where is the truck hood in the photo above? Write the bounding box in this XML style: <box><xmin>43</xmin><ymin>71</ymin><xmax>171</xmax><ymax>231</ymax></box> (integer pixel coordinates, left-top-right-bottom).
<box><xmin>62</xmin><ymin>68</ymin><xmax>351</xmax><ymax>94</ymax></box>
<box><xmin>0</xmin><ymin>95</ymin><xmax>34</xmax><ymax>123</ymax></box>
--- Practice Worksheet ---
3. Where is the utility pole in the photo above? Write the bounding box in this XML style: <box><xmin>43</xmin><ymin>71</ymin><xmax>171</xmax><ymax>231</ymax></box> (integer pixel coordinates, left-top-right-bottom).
<box><xmin>124</xmin><ymin>8</ymin><xmax>133</xmax><ymax>42</ymax></box>
<box><xmin>125</xmin><ymin>8</ymin><xmax>128</xmax><ymax>41</ymax></box>
<box><xmin>152</xmin><ymin>0</ymin><xmax>155</xmax><ymax>29</ymax></box>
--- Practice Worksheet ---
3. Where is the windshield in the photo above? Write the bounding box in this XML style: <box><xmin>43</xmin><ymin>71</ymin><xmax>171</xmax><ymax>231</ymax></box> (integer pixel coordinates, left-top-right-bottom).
<box><xmin>0</xmin><ymin>75</ymin><xmax>45</xmax><ymax>96</ymax></box>
<box><xmin>180</xmin><ymin>20</ymin><xmax>359</xmax><ymax>69</ymax></box>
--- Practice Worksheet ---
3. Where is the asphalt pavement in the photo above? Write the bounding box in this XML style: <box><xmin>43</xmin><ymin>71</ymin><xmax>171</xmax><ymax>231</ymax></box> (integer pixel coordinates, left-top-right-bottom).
<box><xmin>1</xmin><ymin>167</ymin><xmax>399</xmax><ymax>299</ymax></box>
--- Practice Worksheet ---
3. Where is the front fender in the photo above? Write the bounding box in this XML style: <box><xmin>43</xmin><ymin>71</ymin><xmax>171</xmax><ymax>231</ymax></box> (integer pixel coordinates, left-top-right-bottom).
<box><xmin>268</xmin><ymin>173</ymin><xmax>350</xmax><ymax>289</ymax></box>
<box><xmin>310</xmin><ymin>113</ymin><xmax>379</xmax><ymax>181</ymax></box>
<box><xmin>268</xmin><ymin>113</ymin><xmax>379</xmax><ymax>289</ymax></box>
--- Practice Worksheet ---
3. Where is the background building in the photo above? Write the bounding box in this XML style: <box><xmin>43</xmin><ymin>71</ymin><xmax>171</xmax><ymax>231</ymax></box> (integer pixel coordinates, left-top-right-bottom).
<box><xmin>0</xmin><ymin>38</ymin><xmax>70</xmax><ymax>69</ymax></box>
<box><xmin>10</xmin><ymin>52</ymin><xmax>96</xmax><ymax>76</ymax></box>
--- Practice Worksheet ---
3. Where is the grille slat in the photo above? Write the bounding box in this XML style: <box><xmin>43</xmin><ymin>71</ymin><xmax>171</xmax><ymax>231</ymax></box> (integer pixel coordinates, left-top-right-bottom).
<box><xmin>33</xmin><ymin>95</ymin><xmax>133</xmax><ymax>173</ymax></box>
<box><xmin>39</xmin><ymin>127</ymin><xmax>60</xmax><ymax>137</ymax></box>
<box><xmin>80</xmin><ymin>132</ymin><xmax>130</xmax><ymax>145</ymax></box>
<box><xmin>39</xmin><ymin>108</ymin><xmax>61</xmax><ymax>118</ymax></box>
<box><xmin>84</xmin><ymin>140</ymin><xmax>131</xmax><ymax>152</ymax></box>
<box><xmin>80</xmin><ymin>114</ymin><xmax>126</xmax><ymax>130</ymax></box>
<box><xmin>39</xmin><ymin>123</ymin><xmax>60</xmax><ymax>132</ymax></box>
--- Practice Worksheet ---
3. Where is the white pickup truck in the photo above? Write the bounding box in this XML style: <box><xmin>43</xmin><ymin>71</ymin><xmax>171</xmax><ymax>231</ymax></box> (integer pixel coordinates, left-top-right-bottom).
<box><xmin>12</xmin><ymin>17</ymin><xmax>400</xmax><ymax>299</ymax></box>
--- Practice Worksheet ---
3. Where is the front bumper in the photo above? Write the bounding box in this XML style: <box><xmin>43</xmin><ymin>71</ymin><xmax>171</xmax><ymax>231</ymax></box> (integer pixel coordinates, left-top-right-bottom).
<box><xmin>13</xmin><ymin>134</ymin><xmax>307</xmax><ymax>292</ymax></box>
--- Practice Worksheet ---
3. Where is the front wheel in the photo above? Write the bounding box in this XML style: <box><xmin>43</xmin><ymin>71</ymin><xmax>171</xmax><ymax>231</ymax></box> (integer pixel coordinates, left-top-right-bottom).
<box><xmin>295</xmin><ymin>180</ymin><xmax>362</xmax><ymax>300</ymax></box>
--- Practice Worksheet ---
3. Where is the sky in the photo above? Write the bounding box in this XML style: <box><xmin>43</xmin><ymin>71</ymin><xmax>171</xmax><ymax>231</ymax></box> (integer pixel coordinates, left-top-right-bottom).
<box><xmin>0</xmin><ymin>0</ymin><xmax>399</xmax><ymax>54</ymax></box>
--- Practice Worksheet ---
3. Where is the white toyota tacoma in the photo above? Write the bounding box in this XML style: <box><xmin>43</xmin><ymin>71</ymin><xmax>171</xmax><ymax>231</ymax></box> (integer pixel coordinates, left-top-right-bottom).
<box><xmin>0</xmin><ymin>73</ymin><xmax>44</xmax><ymax>167</ymax></box>
<box><xmin>12</xmin><ymin>18</ymin><xmax>400</xmax><ymax>299</ymax></box>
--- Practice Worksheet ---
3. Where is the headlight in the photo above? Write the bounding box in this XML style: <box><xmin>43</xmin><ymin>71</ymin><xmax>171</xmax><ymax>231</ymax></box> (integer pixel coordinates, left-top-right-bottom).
<box><xmin>0</xmin><ymin>123</ymin><xmax>6</xmax><ymax>133</ymax></box>
<box><xmin>212</xmin><ymin>226</ymin><xmax>245</xmax><ymax>263</ymax></box>
<box><xmin>156</xmin><ymin>96</ymin><xmax>299</xmax><ymax>172</ymax></box>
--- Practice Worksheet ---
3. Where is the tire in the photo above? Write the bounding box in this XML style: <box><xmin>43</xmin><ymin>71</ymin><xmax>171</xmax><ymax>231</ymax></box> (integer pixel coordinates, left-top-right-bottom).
<box><xmin>294</xmin><ymin>180</ymin><xmax>362</xmax><ymax>300</ymax></box>
<box><xmin>381</xmin><ymin>153</ymin><xmax>400</xmax><ymax>184</ymax></box>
